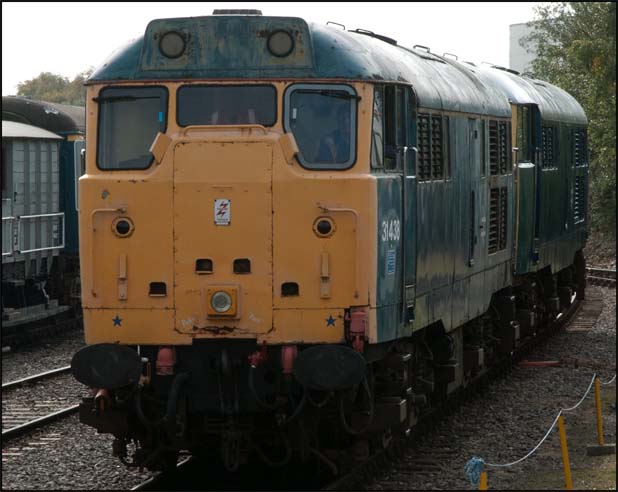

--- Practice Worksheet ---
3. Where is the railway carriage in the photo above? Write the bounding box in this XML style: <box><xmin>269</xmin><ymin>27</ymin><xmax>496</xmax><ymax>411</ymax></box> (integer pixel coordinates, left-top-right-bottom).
<box><xmin>2</xmin><ymin>98</ymin><xmax>85</xmax><ymax>336</ymax></box>
<box><xmin>71</xmin><ymin>11</ymin><xmax>588</xmax><ymax>472</ymax></box>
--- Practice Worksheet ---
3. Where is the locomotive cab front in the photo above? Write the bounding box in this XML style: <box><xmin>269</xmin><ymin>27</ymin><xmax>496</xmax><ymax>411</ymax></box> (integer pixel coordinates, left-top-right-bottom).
<box><xmin>72</xmin><ymin>13</ymin><xmax>386</xmax><ymax>471</ymax></box>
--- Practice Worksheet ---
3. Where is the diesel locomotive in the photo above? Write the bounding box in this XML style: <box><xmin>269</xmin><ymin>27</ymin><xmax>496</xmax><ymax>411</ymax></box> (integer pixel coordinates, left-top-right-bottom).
<box><xmin>71</xmin><ymin>10</ymin><xmax>589</xmax><ymax>472</ymax></box>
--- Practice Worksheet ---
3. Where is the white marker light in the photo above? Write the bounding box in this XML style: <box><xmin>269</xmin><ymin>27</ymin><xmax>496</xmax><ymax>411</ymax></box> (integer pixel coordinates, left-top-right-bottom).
<box><xmin>211</xmin><ymin>291</ymin><xmax>233</xmax><ymax>313</ymax></box>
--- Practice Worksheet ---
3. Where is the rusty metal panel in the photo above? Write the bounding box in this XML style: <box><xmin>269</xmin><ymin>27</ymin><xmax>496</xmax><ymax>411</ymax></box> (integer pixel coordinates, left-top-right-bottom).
<box><xmin>140</xmin><ymin>16</ymin><xmax>314</xmax><ymax>72</ymax></box>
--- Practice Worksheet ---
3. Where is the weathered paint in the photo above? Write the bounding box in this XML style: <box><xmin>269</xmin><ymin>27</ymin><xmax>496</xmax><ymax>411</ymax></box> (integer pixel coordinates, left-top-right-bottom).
<box><xmin>80</xmin><ymin>13</ymin><xmax>588</xmax><ymax>349</ymax></box>
<box><xmin>515</xmin><ymin>162</ymin><xmax>536</xmax><ymax>273</ymax></box>
<box><xmin>475</xmin><ymin>66</ymin><xmax>587</xmax><ymax>126</ymax></box>
<box><xmin>79</xmin><ymin>81</ymin><xmax>377</xmax><ymax>345</ymax></box>
<box><xmin>375</xmin><ymin>174</ymin><xmax>402</xmax><ymax>342</ymax></box>
<box><xmin>88</xmin><ymin>15</ymin><xmax>512</xmax><ymax>117</ymax></box>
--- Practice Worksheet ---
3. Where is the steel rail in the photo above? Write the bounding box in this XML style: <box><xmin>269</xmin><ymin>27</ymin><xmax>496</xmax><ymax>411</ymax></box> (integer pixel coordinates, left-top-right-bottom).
<box><xmin>586</xmin><ymin>267</ymin><xmax>617</xmax><ymax>276</ymax></box>
<box><xmin>2</xmin><ymin>366</ymin><xmax>71</xmax><ymax>391</ymax></box>
<box><xmin>131</xmin><ymin>457</ymin><xmax>193</xmax><ymax>491</ymax></box>
<box><xmin>586</xmin><ymin>275</ymin><xmax>616</xmax><ymax>285</ymax></box>
<box><xmin>1</xmin><ymin>404</ymin><xmax>79</xmax><ymax>440</ymax></box>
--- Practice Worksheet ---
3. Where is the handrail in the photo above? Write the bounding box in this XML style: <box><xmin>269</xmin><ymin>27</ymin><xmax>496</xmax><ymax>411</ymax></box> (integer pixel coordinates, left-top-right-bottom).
<box><xmin>2</xmin><ymin>216</ymin><xmax>16</xmax><ymax>256</ymax></box>
<box><xmin>316</xmin><ymin>203</ymin><xmax>360</xmax><ymax>299</ymax></box>
<box><xmin>16</xmin><ymin>212</ymin><xmax>65</xmax><ymax>254</ymax></box>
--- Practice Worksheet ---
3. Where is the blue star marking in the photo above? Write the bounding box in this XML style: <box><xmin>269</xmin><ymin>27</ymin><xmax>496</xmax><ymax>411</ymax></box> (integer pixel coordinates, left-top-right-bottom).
<box><xmin>326</xmin><ymin>315</ymin><xmax>336</xmax><ymax>327</ymax></box>
<box><xmin>112</xmin><ymin>315</ymin><xmax>122</xmax><ymax>327</ymax></box>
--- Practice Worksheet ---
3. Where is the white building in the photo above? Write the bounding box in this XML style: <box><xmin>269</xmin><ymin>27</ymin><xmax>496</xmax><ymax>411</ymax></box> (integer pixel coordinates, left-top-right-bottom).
<box><xmin>509</xmin><ymin>22</ymin><xmax>539</xmax><ymax>74</ymax></box>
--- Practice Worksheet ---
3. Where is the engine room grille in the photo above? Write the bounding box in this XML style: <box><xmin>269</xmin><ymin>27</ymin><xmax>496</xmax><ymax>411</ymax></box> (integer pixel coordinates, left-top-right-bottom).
<box><xmin>574</xmin><ymin>175</ymin><xmax>586</xmax><ymax>223</ymax></box>
<box><xmin>498</xmin><ymin>122</ymin><xmax>509</xmax><ymax>174</ymax></box>
<box><xmin>541</xmin><ymin>126</ymin><xmax>555</xmax><ymax>169</ymax></box>
<box><xmin>489</xmin><ymin>121</ymin><xmax>510</xmax><ymax>175</ymax></box>
<box><xmin>573</xmin><ymin>128</ymin><xmax>587</xmax><ymax>167</ymax></box>
<box><xmin>417</xmin><ymin>113</ymin><xmax>431</xmax><ymax>180</ymax></box>
<box><xmin>488</xmin><ymin>186</ymin><xmax>508</xmax><ymax>254</ymax></box>
<box><xmin>431</xmin><ymin>115</ymin><xmax>443</xmax><ymax>179</ymax></box>
<box><xmin>499</xmin><ymin>187</ymin><xmax>508</xmax><ymax>250</ymax></box>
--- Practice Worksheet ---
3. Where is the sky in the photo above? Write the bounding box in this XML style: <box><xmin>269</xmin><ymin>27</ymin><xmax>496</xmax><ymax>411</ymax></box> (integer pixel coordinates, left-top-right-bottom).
<box><xmin>2</xmin><ymin>2</ymin><xmax>540</xmax><ymax>96</ymax></box>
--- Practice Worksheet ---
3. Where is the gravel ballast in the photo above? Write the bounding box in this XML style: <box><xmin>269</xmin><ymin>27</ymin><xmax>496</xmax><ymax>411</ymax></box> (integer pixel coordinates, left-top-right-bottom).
<box><xmin>2</xmin><ymin>329</ymin><xmax>85</xmax><ymax>384</ymax></box>
<box><xmin>365</xmin><ymin>286</ymin><xmax>616</xmax><ymax>490</ymax></box>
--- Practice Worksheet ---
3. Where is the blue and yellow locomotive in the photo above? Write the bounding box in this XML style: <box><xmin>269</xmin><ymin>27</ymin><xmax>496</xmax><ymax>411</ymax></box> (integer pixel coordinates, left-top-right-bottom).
<box><xmin>71</xmin><ymin>11</ymin><xmax>588</xmax><ymax>471</ymax></box>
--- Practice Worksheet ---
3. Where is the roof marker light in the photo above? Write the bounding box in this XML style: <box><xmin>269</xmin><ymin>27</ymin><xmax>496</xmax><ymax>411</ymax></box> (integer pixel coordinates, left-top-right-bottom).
<box><xmin>159</xmin><ymin>31</ymin><xmax>186</xmax><ymax>59</ymax></box>
<box><xmin>267</xmin><ymin>30</ymin><xmax>294</xmax><ymax>58</ymax></box>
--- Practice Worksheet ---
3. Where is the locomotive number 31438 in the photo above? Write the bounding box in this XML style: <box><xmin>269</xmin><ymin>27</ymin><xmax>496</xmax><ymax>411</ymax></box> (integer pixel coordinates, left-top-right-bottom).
<box><xmin>381</xmin><ymin>219</ymin><xmax>401</xmax><ymax>243</ymax></box>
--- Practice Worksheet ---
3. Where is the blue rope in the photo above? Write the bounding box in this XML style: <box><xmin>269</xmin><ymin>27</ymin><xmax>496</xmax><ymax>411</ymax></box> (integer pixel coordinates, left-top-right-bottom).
<box><xmin>464</xmin><ymin>457</ymin><xmax>485</xmax><ymax>486</ymax></box>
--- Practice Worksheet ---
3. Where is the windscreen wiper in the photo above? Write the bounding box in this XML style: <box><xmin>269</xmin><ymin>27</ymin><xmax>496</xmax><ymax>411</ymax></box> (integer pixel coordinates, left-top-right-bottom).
<box><xmin>295</xmin><ymin>89</ymin><xmax>361</xmax><ymax>100</ymax></box>
<box><xmin>92</xmin><ymin>95</ymin><xmax>160</xmax><ymax>103</ymax></box>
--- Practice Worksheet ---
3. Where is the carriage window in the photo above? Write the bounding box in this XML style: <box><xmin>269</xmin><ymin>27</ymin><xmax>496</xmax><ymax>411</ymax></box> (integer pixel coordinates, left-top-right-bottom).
<box><xmin>96</xmin><ymin>86</ymin><xmax>167</xmax><ymax>170</ymax></box>
<box><xmin>177</xmin><ymin>85</ymin><xmax>276</xmax><ymax>127</ymax></box>
<box><xmin>284</xmin><ymin>84</ymin><xmax>357</xmax><ymax>170</ymax></box>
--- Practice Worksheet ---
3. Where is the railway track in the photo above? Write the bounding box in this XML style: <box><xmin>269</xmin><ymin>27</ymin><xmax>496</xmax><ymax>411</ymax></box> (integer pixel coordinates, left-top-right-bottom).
<box><xmin>586</xmin><ymin>266</ymin><xmax>616</xmax><ymax>288</ymax></box>
<box><xmin>129</xmin><ymin>293</ymin><xmax>597</xmax><ymax>491</ymax></box>
<box><xmin>2</xmin><ymin>366</ymin><xmax>79</xmax><ymax>441</ymax></box>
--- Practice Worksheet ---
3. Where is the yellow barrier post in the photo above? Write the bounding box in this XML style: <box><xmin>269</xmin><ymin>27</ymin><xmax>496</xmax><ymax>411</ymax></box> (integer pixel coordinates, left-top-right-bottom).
<box><xmin>479</xmin><ymin>471</ymin><xmax>488</xmax><ymax>490</ymax></box>
<box><xmin>594</xmin><ymin>377</ymin><xmax>604</xmax><ymax>446</ymax></box>
<box><xmin>557</xmin><ymin>414</ymin><xmax>573</xmax><ymax>490</ymax></box>
<box><xmin>587</xmin><ymin>376</ymin><xmax>616</xmax><ymax>456</ymax></box>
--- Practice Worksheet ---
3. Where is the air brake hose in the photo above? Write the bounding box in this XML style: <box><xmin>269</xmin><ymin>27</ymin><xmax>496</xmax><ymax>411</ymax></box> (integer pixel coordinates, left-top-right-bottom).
<box><xmin>248</xmin><ymin>366</ymin><xmax>278</xmax><ymax>410</ymax></box>
<box><xmin>277</xmin><ymin>385</ymin><xmax>308</xmax><ymax>426</ymax></box>
<box><xmin>249</xmin><ymin>432</ymin><xmax>292</xmax><ymax>467</ymax></box>
<box><xmin>134</xmin><ymin>386</ymin><xmax>153</xmax><ymax>432</ymax></box>
<box><xmin>165</xmin><ymin>372</ymin><xmax>190</xmax><ymax>420</ymax></box>
<box><xmin>338</xmin><ymin>376</ymin><xmax>375</xmax><ymax>436</ymax></box>
<box><xmin>306</xmin><ymin>389</ymin><xmax>334</xmax><ymax>408</ymax></box>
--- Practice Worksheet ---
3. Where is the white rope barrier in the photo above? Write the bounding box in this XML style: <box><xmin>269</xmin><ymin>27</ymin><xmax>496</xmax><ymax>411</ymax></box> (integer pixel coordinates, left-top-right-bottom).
<box><xmin>562</xmin><ymin>373</ymin><xmax>597</xmax><ymax>412</ymax></box>
<box><xmin>484</xmin><ymin>411</ymin><xmax>562</xmax><ymax>468</ymax></box>
<box><xmin>465</xmin><ymin>372</ymin><xmax>604</xmax><ymax>485</ymax></box>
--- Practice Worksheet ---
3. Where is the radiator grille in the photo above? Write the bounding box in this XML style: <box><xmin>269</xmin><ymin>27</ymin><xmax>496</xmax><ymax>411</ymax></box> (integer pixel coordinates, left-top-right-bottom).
<box><xmin>574</xmin><ymin>175</ymin><xmax>586</xmax><ymax>223</ymax></box>
<box><xmin>499</xmin><ymin>187</ymin><xmax>508</xmax><ymax>250</ymax></box>
<box><xmin>498</xmin><ymin>122</ymin><xmax>509</xmax><ymax>174</ymax></box>
<box><xmin>542</xmin><ymin>126</ymin><xmax>554</xmax><ymax>169</ymax></box>
<box><xmin>489</xmin><ymin>186</ymin><xmax>508</xmax><ymax>254</ymax></box>
<box><xmin>431</xmin><ymin>115</ymin><xmax>443</xmax><ymax>179</ymax></box>
<box><xmin>418</xmin><ymin>113</ymin><xmax>431</xmax><ymax>180</ymax></box>
<box><xmin>489</xmin><ymin>121</ymin><xmax>509</xmax><ymax>175</ymax></box>
<box><xmin>573</xmin><ymin>128</ymin><xmax>587</xmax><ymax>167</ymax></box>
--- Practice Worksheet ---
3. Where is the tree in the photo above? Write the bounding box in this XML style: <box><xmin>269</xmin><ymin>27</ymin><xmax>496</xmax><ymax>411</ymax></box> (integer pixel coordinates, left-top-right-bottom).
<box><xmin>16</xmin><ymin>68</ymin><xmax>94</xmax><ymax>106</ymax></box>
<box><xmin>524</xmin><ymin>2</ymin><xmax>616</xmax><ymax>237</ymax></box>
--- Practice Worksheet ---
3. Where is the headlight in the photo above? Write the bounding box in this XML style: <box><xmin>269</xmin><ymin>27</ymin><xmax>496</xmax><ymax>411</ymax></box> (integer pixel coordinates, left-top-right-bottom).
<box><xmin>211</xmin><ymin>291</ymin><xmax>233</xmax><ymax>313</ymax></box>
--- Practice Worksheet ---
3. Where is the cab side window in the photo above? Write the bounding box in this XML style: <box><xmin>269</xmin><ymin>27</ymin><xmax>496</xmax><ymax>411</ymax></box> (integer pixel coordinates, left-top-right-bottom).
<box><xmin>371</xmin><ymin>85</ymin><xmax>407</xmax><ymax>171</ymax></box>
